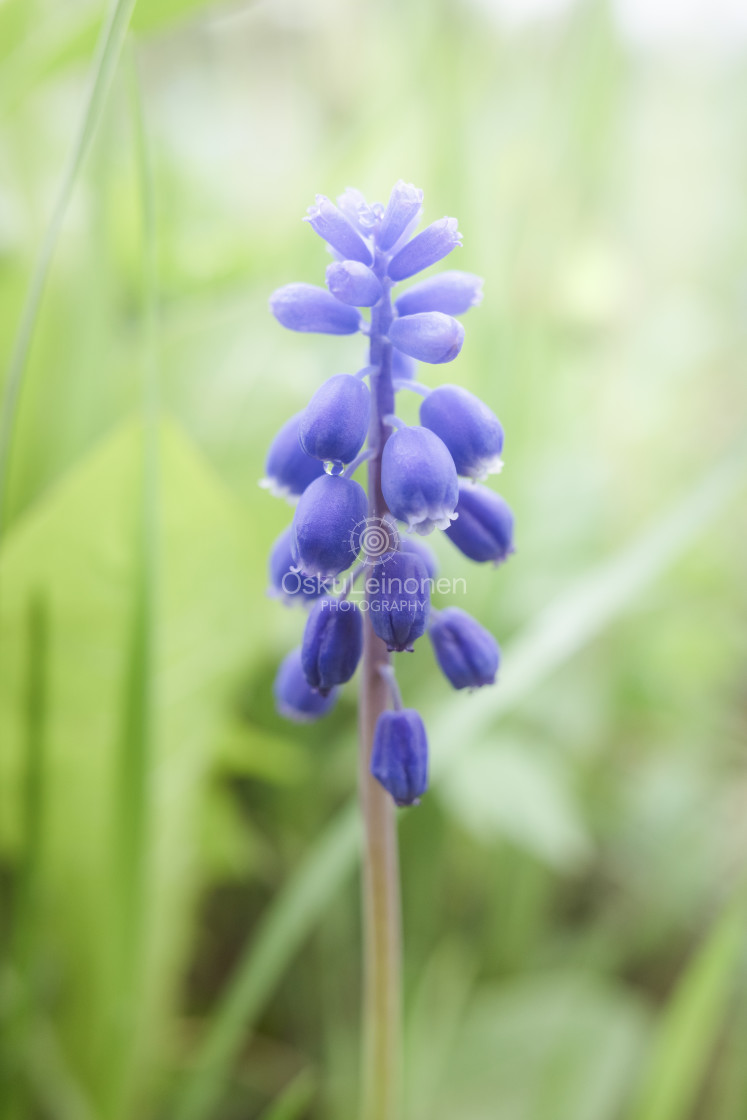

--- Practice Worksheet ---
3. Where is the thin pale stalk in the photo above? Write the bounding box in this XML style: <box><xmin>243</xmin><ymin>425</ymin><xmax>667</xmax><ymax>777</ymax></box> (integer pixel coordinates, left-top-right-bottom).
<box><xmin>359</xmin><ymin>263</ymin><xmax>402</xmax><ymax>1120</ymax></box>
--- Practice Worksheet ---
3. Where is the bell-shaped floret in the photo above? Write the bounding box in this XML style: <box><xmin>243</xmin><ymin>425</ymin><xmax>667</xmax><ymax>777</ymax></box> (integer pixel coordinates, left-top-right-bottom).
<box><xmin>444</xmin><ymin>484</ymin><xmax>515</xmax><ymax>564</ymax></box>
<box><xmin>370</xmin><ymin>709</ymin><xmax>429</xmax><ymax>807</ymax></box>
<box><xmin>429</xmin><ymin>607</ymin><xmax>500</xmax><ymax>690</ymax></box>
<box><xmin>292</xmin><ymin>474</ymin><xmax>368</xmax><ymax>578</ymax></box>
<box><xmin>301</xmin><ymin>598</ymin><xmax>363</xmax><ymax>694</ymax></box>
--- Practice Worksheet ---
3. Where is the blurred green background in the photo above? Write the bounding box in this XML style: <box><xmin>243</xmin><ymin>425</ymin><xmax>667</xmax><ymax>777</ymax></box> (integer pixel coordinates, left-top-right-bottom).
<box><xmin>1</xmin><ymin>0</ymin><xmax>747</xmax><ymax>1118</ymax></box>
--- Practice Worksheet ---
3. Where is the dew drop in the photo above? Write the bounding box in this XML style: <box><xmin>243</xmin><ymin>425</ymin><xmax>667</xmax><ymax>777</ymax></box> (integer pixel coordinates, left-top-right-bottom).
<box><xmin>324</xmin><ymin>459</ymin><xmax>344</xmax><ymax>477</ymax></box>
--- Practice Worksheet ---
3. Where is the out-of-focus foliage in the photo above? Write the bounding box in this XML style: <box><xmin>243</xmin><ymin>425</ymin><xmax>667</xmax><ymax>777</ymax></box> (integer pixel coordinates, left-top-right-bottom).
<box><xmin>1</xmin><ymin>0</ymin><xmax>746</xmax><ymax>1118</ymax></box>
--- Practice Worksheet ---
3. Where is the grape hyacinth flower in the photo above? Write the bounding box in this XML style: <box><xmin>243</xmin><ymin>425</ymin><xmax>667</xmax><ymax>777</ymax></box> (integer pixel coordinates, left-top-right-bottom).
<box><xmin>302</xmin><ymin>598</ymin><xmax>363</xmax><ymax>693</ymax></box>
<box><xmin>262</xmin><ymin>181</ymin><xmax>515</xmax><ymax>1118</ymax></box>
<box><xmin>261</xmin><ymin>412</ymin><xmax>325</xmax><ymax>500</ymax></box>
<box><xmin>368</xmin><ymin>550</ymin><xmax>431</xmax><ymax>652</ymax></box>
<box><xmin>429</xmin><ymin>607</ymin><xmax>501</xmax><ymax>690</ymax></box>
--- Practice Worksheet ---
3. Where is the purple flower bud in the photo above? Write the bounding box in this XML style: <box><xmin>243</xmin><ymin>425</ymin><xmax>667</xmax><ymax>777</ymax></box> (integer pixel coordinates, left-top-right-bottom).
<box><xmin>420</xmin><ymin>385</ymin><xmax>504</xmax><ymax>479</ymax></box>
<box><xmin>337</xmin><ymin>187</ymin><xmax>380</xmax><ymax>235</ymax></box>
<box><xmin>274</xmin><ymin>648</ymin><xmax>338</xmax><ymax>722</ymax></box>
<box><xmin>368</xmin><ymin>551</ymin><xmax>430</xmax><ymax>652</ymax></box>
<box><xmin>299</xmin><ymin>374</ymin><xmax>371</xmax><ymax>464</ymax></box>
<box><xmin>301</xmin><ymin>598</ymin><xmax>363</xmax><ymax>693</ymax></box>
<box><xmin>395</xmin><ymin>270</ymin><xmax>483</xmax><ymax>317</ymax></box>
<box><xmin>270</xmin><ymin>283</ymin><xmax>361</xmax><ymax>335</ymax></box>
<box><xmin>381</xmin><ymin>426</ymin><xmax>458</xmax><ymax>534</ymax></box>
<box><xmin>292</xmin><ymin>474</ymin><xmax>367</xmax><ymax>578</ymax></box>
<box><xmin>391</xmin><ymin>348</ymin><xmax>417</xmax><ymax>381</ymax></box>
<box><xmin>261</xmin><ymin>412</ymin><xmax>326</xmax><ymax>500</ymax></box>
<box><xmin>399</xmin><ymin>537</ymin><xmax>438</xmax><ymax>580</ymax></box>
<box><xmin>304</xmin><ymin>195</ymin><xmax>373</xmax><ymax>265</ymax></box>
<box><xmin>387</xmin><ymin>217</ymin><xmax>462</xmax><ymax>282</ymax></box>
<box><xmin>429</xmin><ymin>607</ymin><xmax>500</xmax><ymax>690</ymax></box>
<box><xmin>377</xmin><ymin>180</ymin><xmax>424</xmax><ymax>253</ymax></box>
<box><xmin>389</xmin><ymin>312</ymin><xmax>464</xmax><ymax>365</ymax></box>
<box><xmin>268</xmin><ymin>528</ymin><xmax>328</xmax><ymax>604</ymax></box>
<box><xmin>370</xmin><ymin>709</ymin><xmax>428</xmax><ymax>807</ymax></box>
<box><xmin>326</xmin><ymin>261</ymin><xmax>383</xmax><ymax>308</ymax></box>
<box><xmin>444</xmin><ymin>484</ymin><xmax>515</xmax><ymax>564</ymax></box>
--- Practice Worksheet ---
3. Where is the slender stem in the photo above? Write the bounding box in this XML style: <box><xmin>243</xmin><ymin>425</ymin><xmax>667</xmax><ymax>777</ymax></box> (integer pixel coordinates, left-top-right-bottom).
<box><xmin>359</xmin><ymin>261</ymin><xmax>402</xmax><ymax>1120</ymax></box>
<box><xmin>378</xmin><ymin>664</ymin><xmax>404</xmax><ymax>712</ymax></box>
<box><xmin>392</xmin><ymin>378</ymin><xmax>431</xmax><ymax>397</ymax></box>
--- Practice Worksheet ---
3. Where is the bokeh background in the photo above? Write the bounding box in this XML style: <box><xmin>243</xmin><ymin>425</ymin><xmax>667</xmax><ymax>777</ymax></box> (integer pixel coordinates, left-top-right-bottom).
<box><xmin>1</xmin><ymin>0</ymin><xmax>747</xmax><ymax>1118</ymax></box>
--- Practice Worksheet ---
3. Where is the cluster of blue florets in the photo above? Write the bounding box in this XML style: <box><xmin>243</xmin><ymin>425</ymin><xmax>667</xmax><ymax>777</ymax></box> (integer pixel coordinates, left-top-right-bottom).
<box><xmin>263</xmin><ymin>182</ymin><xmax>515</xmax><ymax>808</ymax></box>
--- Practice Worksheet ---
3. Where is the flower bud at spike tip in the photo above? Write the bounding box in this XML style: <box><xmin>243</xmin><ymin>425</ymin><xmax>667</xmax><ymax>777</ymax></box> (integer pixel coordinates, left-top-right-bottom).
<box><xmin>387</xmin><ymin>217</ymin><xmax>462</xmax><ymax>281</ymax></box>
<box><xmin>304</xmin><ymin>195</ymin><xmax>373</xmax><ymax>264</ymax></box>
<box><xmin>420</xmin><ymin>385</ymin><xmax>504</xmax><ymax>479</ymax></box>
<box><xmin>370</xmin><ymin>709</ymin><xmax>429</xmax><ymax>807</ymax></box>
<box><xmin>268</xmin><ymin>528</ymin><xmax>329</xmax><ymax>604</ymax></box>
<box><xmin>273</xmin><ymin>649</ymin><xmax>338</xmax><ymax>722</ymax></box>
<box><xmin>270</xmin><ymin>283</ymin><xmax>361</xmax><ymax>335</ymax></box>
<box><xmin>292</xmin><ymin>474</ymin><xmax>368</xmax><ymax>579</ymax></box>
<box><xmin>368</xmin><ymin>551</ymin><xmax>430</xmax><ymax>652</ymax></box>
<box><xmin>429</xmin><ymin>607</ymin><xmax>500</xmax><ymax>690</ymax></box>
<box><xmin>395</xmin><ymin>271</ymin><xmax>483</xmax><ymax>317</ymax></box>
<box><xmin>301</xmin><ymin>598</ymin><xmax>363</xmax><ymax>693</ymax></box>
<box><xmin>377</xmin><ymin>181</ymin><xmax>424</xmax><ymax>253</ymax></box>
<box><xmin>337</xmin><ymin>187</ymin><xmax>379</xmax><ymax>234</ymax></box>
<box><xmin>299</xmin><ymin>374</ymin><xmax>371</xmax><ymax>464</ymax></box>
<box><xmin>389</xmin><ymin>312</ymin><xmax>464</xmax><ymax>365</ymax></box>
<box><xmin>261</xmin><ymin>412</ymin><xmax>326</xmax><ymax>500</ymax></box>
<box><xmin>444</xmin><ymin>484</ymin><xmax>515</xmax><ymax>564</ymax></box>
<box><xmin>326</xmin><ymin>261</ymin><xmax>383</xmax><ymax>307</ymax></box>
<box><xmin>381</xmin><ymin>426</ymin><xmax>458</xmax><ymax>535</ymax></box>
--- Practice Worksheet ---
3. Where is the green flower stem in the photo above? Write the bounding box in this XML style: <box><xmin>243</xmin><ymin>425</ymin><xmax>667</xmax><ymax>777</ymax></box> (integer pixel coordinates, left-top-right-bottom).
<box><xmin>358</xmin><ymin>260</ymin><xmax>402</xmax><ymax>1120</ymax></box>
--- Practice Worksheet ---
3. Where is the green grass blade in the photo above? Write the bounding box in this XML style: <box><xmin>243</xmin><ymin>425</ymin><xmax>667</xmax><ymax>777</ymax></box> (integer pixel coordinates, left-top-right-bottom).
<box><xmin>173</xmin><ymin>804</ymin><xmax>360</xmax><ymax>1120</ymax></box>
<box><xmin>626</xmin><ymin>895</ymin><xmax>747</xmax><ymax>1120</ymax></box>
<box><xmin>105</xmin><ymin>49</ymin><xmax>159</xmax><ymax>1120</ymax></box>
<box><xmin>174</xmin><ymin>441</ymin><xmax>747</xmax><ymax>1120</ymax></box>
<box><xmin>0</xmin><ymin>0</ymin><xmax>138</xmax><ymax>536</ymax></box>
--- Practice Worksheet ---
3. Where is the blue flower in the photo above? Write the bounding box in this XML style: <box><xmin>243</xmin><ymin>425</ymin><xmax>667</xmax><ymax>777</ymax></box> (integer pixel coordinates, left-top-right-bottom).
<box><xmin>270</xmin><ymin>283</ymin><xmax>361</xmax><ymax>334</ymax></box>
<box><xmin>420</xmin><ymin>385</ymin><xmax>504</xmax><ymax>479</ymax></box>
<box><xmin>444</xmin><ymin>484</ymin><xmax>515</xmax><ymax>564</ymax></box>
<box><xmin>326</xmin><ymin>261</ymin><xmax>383</xmax><ymax>308</ymax></box>
<box><xmin>381</xmin><ymin>426</ymin><xmax>458</xmax><ymax>534</ymax></box>
<box><xmin>292</xmin><ymin>474</ymin><xmax>368</xmax><ymax>578</ymax></box>
<box><xmin>389</xmin><ymin>312</ymin><xmax>464</xmax><ymax>364</ymax></box>
<box><xmin>302</xmin><ymin>598</ymin><xmax>363</xmax><ymax>693</ymax></box>
<box><xmin>399</xmin><ymin>536</ymin><xmax>438</xmax><ymax>580</ymax></box>
<box><xmin>261</xmin><ymin>412</ymin><xmax>326</xmax><ymax>500</ymax></box>
<box><xmin>268</xmin><ymin>528</ymin><xmax>328</xmax><ymax>604</ymax></box>
<box><xmin>395</xmin><ymin>270</ymin><xmax>483</xmax><ymax>317</ymax></box>
<box><xmin>337</xmin><ymin>187</ymin><xmax>380</xmax><ymax>235</ymax></box>
<box><xmin>377</xmin><ymin>180</ymin><xmax>424</xmax><ymax>252</ymax></box>
<box><xmin>299</xmin><ymin>374</ymin><xmax>371</xmax><ymax>464</ymax></box>
<box><xmin>304</xmin><ymin>195</ymin><xmax>373</xmax><ymax>264</ymax></box>
<box><xmin>370</xmin><ymin>709</ymin><xmax>429</xmax><ymax>807</ymax></box>
<box><xmin>268</xmin><ymin>183</ymin><xmax>516</xmax><ymax>741</ymax></box>
<box><xmin>368</xmin><ymin>551</ymin><xmax>431</xmax><ymax>652</ymax></box>
<box><xmin>387</xmin><ymin>217</ymin><xmax>462</xmax><ymax>281</ymax></box>
<box><xmin>429</xmin><ymin>607</ymin><xmax>500</xmax><ymax>690</ymax></box>
<box><xmin>274</xmin><ymin>648</ymin><xmax>338</xmax><ymax>722</ymax></box>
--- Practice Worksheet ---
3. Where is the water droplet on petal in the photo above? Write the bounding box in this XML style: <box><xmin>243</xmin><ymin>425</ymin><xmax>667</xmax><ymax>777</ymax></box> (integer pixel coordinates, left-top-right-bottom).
<box><xmin>324</xmin><ymin>459</ymin><xmax>344</xmax><ymax>476</ymax></box>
